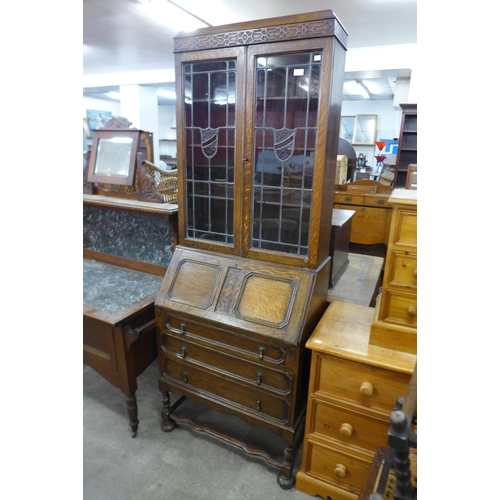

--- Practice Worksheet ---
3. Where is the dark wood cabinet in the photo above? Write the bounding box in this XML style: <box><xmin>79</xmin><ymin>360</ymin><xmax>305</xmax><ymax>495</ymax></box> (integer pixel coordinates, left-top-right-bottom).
<box><xmin>155</xmin><ymin>10</ymin><xmax>347</xmax><ymax>488</ymax></box>
<box><xmin>394</xmin><ymin>104</ymin><xmax>417</xmax><ymax>188</ymax></box>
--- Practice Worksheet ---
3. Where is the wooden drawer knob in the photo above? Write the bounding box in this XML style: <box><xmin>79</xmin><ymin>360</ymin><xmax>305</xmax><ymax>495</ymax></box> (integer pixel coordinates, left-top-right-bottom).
<box><xmin>413</xmin><ymin>267</ymin><xmax>417</xmax><ymax>278</ymax></box>
<box><xmin>407</xmin><ymin>306</ymin><xmax>417</xmax><ymax>317</ymax></box>
<box><xmin>359</xmin><ymin>381</ymin><xmax>374</xmax><ymax>396</ymax></box>
<box><xmin>339</xmin><ymin>423</ymin><xmax>353</xmax><ymax>437</ymax></box>
<box><xmin>334</xmin><ymin>464</ymin><xmax>347</xmax><ymax>478</ymax></box>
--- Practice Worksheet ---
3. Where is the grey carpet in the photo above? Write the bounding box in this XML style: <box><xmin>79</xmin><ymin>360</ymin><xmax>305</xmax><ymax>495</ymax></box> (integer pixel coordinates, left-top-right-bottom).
<box><xmin>83</xmin><ymin>362</ymin><xmax>312</xmax><ymax>500</ymax></box>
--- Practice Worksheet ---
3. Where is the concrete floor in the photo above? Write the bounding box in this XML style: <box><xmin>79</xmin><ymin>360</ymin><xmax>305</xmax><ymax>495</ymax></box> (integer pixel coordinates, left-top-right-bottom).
<box><xmin>83</xmin><ymin>361</ymin><xmax>312</xmax><ymax>500</ymax></box>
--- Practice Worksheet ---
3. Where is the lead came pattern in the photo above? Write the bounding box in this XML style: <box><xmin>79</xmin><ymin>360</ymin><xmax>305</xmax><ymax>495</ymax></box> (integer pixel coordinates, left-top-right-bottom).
<box><xmin>184</xmin><ymin>60</ymin><xmax>236</xmax><ymax>244</ymax></box>
<box><xmin>252</xmin><ymin>51</ymin><xmax>322</xmax><ymax>256</ymax></box>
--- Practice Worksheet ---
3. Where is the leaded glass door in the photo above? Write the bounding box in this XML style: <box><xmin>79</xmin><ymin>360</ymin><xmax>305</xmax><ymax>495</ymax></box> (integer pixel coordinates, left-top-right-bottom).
<box><xmin>178</xmin><ymin>47</ymin><xmax>245</xmax><ymax>254</ymax></box>
<box><xmin>246</xmin><ymin>41</ymin><xmax>331</xmax><ymax>267</ymax></box>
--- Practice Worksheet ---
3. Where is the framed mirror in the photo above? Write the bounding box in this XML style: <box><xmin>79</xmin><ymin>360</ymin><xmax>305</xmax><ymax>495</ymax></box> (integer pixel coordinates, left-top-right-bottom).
<box><xmin>339</xmin><ymin>116</ymin><xmax>355</xmax><ymax>143</ymax></box>
<box><xmin>352</xmin><ymin>114</ymin><xmax>377</xmax><ymax>145</ymax></box>
<box><xmin>87</xmin><ymin>129</ymin><xmax>140</xmax><ymax>185</ymax></box>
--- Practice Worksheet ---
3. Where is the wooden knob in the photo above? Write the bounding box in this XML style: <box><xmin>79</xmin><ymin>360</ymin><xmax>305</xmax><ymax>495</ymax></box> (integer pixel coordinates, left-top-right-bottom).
<box><xmin>407</xmin><ymin>306</ymin><xmax>417</xmax><ymax>317</ymax></box>
<box><xmin>359</xmin><ymin>381</ymin><xmax>374</xmax><ymax>396</ymax></box>
<box><xmin>334</xmin><ymin>464</ymin><xmax>347</xmax><ymax>478</ymax></box>
<box><xmin>413</xmin><ymin>267</ymin><xmax>417</xmax><ymax>278</ymax></box>
<box><xmin>339</xmin><ymin>423</ymin><xmax>353</xmax><ymax>437</ymax></box>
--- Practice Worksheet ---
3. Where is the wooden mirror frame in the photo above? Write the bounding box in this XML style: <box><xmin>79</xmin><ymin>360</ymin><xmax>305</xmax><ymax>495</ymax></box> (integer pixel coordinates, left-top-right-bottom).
<box><xmin>87</xmin><ymin>129</ymin><xmax>140</xmax><ymax>186</ymax></box>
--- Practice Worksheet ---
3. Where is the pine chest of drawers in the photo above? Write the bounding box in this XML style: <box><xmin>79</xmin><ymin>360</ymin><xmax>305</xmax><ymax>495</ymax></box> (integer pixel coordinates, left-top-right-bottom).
<box><xmin>370</xmin><ymin>189</ymin><xmax>417</xmax><ymax>354</ymax></box>
<box><xmin>155</xmin><ymin>245</ymin><xmax>331</xmax><ymax>487</ymax></box>
<box><xmin>296</xmin><ymin>301</ymin><xmax>416</xmax><ymax>499</ymax></box>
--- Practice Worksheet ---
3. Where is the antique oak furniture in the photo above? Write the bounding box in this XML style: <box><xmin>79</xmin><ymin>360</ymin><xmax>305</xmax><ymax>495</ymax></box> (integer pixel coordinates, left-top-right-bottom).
<box><xmin>370</xmin><ymin>189</ymin><xmax>417</xmax><ymax>354</ymax></box>
<box><xmin>295</xmin><ymin>301</ymin><xmax>416</xmax><ymax>499</ymax></box>
<box><xmin>83</xmin><ymin>195</ymin><xmax>178</xmax><ymax>436</ymax></box>
<box><xmin>334</xmin><ymin>179</ymin><xmax>394</xmax><ymax>247</ymax></box>
<box><xmin>154</xmin><ymin>10</ymin><xmax>347</xmax><ymax>488</ymax></box>
<box><xmin>393</xmin><ymin>104</ymin><xmax>417</xmax><ymax>188</ymax></box>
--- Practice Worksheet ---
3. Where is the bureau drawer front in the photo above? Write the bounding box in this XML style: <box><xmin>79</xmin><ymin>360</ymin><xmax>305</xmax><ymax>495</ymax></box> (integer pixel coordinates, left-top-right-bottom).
<box><xmin>161</xmin><ymin>334</ymin><xmax>291</xmax><ymax>394</ymax></box>
<box><xmin>161</xmin><ymin>357</ymin><xmax>290</xmax><ymax>422</ymax></box>
<box><xmin>306</xmin><ymin>440</ymin><xmax>371</xmax><ymax>492</ymax></box>
<box><xmin>314</xmin><ymin>355</ymin><xmax>409</xmax><ymax>414</ymax></box>
<box><xmin>311</xmin><ymin>400</ymin><xmax>389</xmax><ymax>453</ymax></box>
<box><xmin>387</xmin><ymin>251</ymin><xmax>417</xmax><ymax>289</ymax></box>
<box><xmin>157</xmin><ymin>310</ymin><xmax>285</xmax><ymax>365</ymax></box>
<box><xmin>381</xmin><ymin>290</ymin><xmax>417</xmax><ymax>327</ymax></box>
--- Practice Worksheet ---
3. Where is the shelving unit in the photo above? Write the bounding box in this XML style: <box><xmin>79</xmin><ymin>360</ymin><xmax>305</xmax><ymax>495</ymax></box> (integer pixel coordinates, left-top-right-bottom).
<box><xmin>394</xmin><ymin>104</ymin><xmax>417</xmax><ymax>188</ymax></box>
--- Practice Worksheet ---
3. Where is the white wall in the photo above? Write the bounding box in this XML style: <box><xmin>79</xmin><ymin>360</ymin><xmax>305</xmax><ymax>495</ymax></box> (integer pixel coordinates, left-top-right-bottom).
<box><xmin>340</xmin><ymin>99</ymin><xmax>402</xmax><ymax>171</ymax></box>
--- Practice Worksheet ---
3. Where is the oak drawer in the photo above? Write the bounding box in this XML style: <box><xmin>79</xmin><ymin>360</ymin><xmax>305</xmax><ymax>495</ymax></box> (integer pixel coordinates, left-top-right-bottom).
<box><xmin>160</xmin><ymin>334</ymin><xmax>292</xmax><ymax>394</ymax></box>
<box><xmin>310</xmin><ymin>399</ymin><xmax>389</xmax><ymax>453</ymax></box>
<box><xmin>386</xmin><ymin>251</ymin><xmax>417</xmax><ymax>290</ymax></box>
<box><xmin>305</xmin><ymin>439</ymin><xmax>372</xmax><ymax>492</ymax></box>
<box><xmin>334</xmin><ymin>194</ymin><xmax>365</xmax><ymax>205</ymax></box>
<box><xmin>160</xmin><ymin>356</ymin><xmax>290</xmax><ymax>422</ymax></box>
<box><xmin>157</xmin><ymin>310</ymin><xmax>285</xmax><ymax>365</ymax></box>
<box><xmin>362</xmin><ymin>197</ymin><xmax>390</xmax><ymax>208</ymax></box>
<box><xmin>380</xmin><ymin>289</ymin><xmax>417</xmax><ymax>327</ymax></box>
<box><xmin>313</xmin><ymin>355</ymin><xmax>410</xmax><ymax>414</ymax></box>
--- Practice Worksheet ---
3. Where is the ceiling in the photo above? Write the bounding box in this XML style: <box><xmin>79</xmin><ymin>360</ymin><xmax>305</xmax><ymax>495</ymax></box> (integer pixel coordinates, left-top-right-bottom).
<box><xmin>83</xmin><ymin>0</ymin><xmax>417</xmax><ymax>104</ymax></box>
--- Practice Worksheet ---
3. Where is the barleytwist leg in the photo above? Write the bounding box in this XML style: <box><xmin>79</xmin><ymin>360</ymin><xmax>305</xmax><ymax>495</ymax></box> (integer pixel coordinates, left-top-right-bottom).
<box><xmin>161</xmin><ymin>390</ymin><xmax>176</xmax><ymax>432</ymax></box>
<box><xmin>277</xmin><ymin>444</ymin><xmax>295</xmax><ymax>489</ymax></box>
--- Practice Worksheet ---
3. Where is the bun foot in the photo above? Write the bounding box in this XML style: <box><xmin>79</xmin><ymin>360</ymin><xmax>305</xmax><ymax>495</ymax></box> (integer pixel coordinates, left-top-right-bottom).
<box><xmin>277</xmin><ymin>472</ymin><xmax>295</xmax><ymax>490</ymax></box>
<box><xmin>161</xmin><ymin>419</ymin><xmax>176</xmax><ymax>432</ymax></box>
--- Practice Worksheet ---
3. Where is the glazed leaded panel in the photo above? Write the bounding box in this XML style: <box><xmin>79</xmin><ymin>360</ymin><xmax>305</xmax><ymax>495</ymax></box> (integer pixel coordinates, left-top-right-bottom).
<box><xmin>252</xmin><ymin>51</ymin><xmax>322</xmax><ymax>256</ymax></box>
<box><xmin>184</xmin><ymin>60</ymin><xmax>236</xmax><ymax>244</ymax></box>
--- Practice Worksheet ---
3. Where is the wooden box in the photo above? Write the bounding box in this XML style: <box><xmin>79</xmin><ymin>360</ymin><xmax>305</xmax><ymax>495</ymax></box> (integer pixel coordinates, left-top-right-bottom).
<box><xmin>346</xmin><ymin>184</ymin><xmax>377</xmax><ymax>195</ymax></box>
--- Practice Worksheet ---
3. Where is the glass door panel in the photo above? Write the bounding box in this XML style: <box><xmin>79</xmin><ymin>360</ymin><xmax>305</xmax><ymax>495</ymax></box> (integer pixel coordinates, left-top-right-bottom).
<box><xmin>183</xmin><ymin>60</ymin><xmax>237</xmax><ymax>245</ymax></box>
<box><xmin>251</xmin><ymin>51</ymin><xmax>322</xmax><ymax>257</ymax></box>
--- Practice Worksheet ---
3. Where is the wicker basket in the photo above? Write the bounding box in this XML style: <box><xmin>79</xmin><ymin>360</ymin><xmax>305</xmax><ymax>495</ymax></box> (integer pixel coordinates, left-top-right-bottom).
<box><xmin>143</xmin><ymin>161</ymin><xmax>178</xmax><ymax>203</ymax></box>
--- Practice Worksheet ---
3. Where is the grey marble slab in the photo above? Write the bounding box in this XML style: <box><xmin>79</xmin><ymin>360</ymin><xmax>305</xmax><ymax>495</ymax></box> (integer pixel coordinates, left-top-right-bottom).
<box><xmin>83</xmin><ymin>259</ymin><xmax>164</xmax><ymax>314</ymax></box>
<box><xmin>83</xmin><ymin>205</ymin><xmax>174</xmax><ymax>266</ymax></box>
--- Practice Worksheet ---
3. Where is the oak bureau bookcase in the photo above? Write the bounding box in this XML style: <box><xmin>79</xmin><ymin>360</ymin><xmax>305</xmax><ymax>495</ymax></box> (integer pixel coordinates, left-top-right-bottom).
<box><xmin>154</xmin><ymin>10</ymin><xmax>347</xmax><ymax>488</ymax></box>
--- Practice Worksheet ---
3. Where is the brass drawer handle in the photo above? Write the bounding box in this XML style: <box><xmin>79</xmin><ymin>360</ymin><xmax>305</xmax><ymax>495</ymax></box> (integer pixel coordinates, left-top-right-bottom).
<box><xmin>334</xmin><ymin>464</ymin><xmax>347</xmax><ymax>478</ymax></box>
<box><xmin>164</xmin><ymin>315</ymin><xmax>187</xmax><ymax>336</ymax></box>
<box><xmin>258</xmin><ymin>346</ymin><xmax>265</xmax><ymax>361</ymax></box>
<box><xmin>407</xmin><ymin>306</ymin><xmax>417</xmax><ymax>318</ymax></box>
<box><xmin>182</xmin><ymin>371</ymin><xmax>189</xmax><ymax>383</ymax></box>
<box><xmin>256</xmin><ymin>400</ymin><xmax>261</xmax><ymax>411</ymax></box>
<box><xmin>359</xmin><ymin>381</ymin><xmax>374</xmax><ymax>397</ymax></box>
<box><xmin>256</xmin><ymin>372</ymin><xmax>263</xmax><ymax>386</ymax></box>
<box><xmin>181</xmin><ymin>346</ymin><xmax>187</xmax><ymax>358</ymax></box>
<box><xmin>339</xmin><ymin>423</ymin><xmax>353</xmax><ymax>438</ymax></box>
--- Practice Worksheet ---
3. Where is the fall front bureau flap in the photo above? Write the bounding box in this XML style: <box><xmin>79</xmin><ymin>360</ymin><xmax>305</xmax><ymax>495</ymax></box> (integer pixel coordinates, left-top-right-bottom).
<box><xmin>155</xmin><ymin>246</ymin><xmax>326</xmax><ymax>346</ymax></box>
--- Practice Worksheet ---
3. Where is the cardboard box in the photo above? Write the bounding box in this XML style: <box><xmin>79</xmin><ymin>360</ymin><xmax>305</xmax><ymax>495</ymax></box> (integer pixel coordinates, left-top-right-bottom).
<box><xmin>336</xmin><ymin>155</ymin><xmax>348</xmax><ymax>184</ymax></box>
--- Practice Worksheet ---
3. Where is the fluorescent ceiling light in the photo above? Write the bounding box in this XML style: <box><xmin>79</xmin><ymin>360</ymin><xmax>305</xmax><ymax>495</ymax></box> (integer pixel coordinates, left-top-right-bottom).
<box><xmin>106</xmin><ymin>91</ymin><xmax>121</xmax><ymax>100</ymax></box>
<box><xmin>136</xmin><ymin>0</ymin><xmax>210</xmax><ymax>32</ymax></box>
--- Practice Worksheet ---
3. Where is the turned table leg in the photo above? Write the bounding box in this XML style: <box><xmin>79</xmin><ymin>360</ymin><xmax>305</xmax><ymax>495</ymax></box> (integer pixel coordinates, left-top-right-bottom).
<box><xmin>125</xmin><ymin>393</ymin><xmax>139</xmax><ymax>438</ymax></box>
